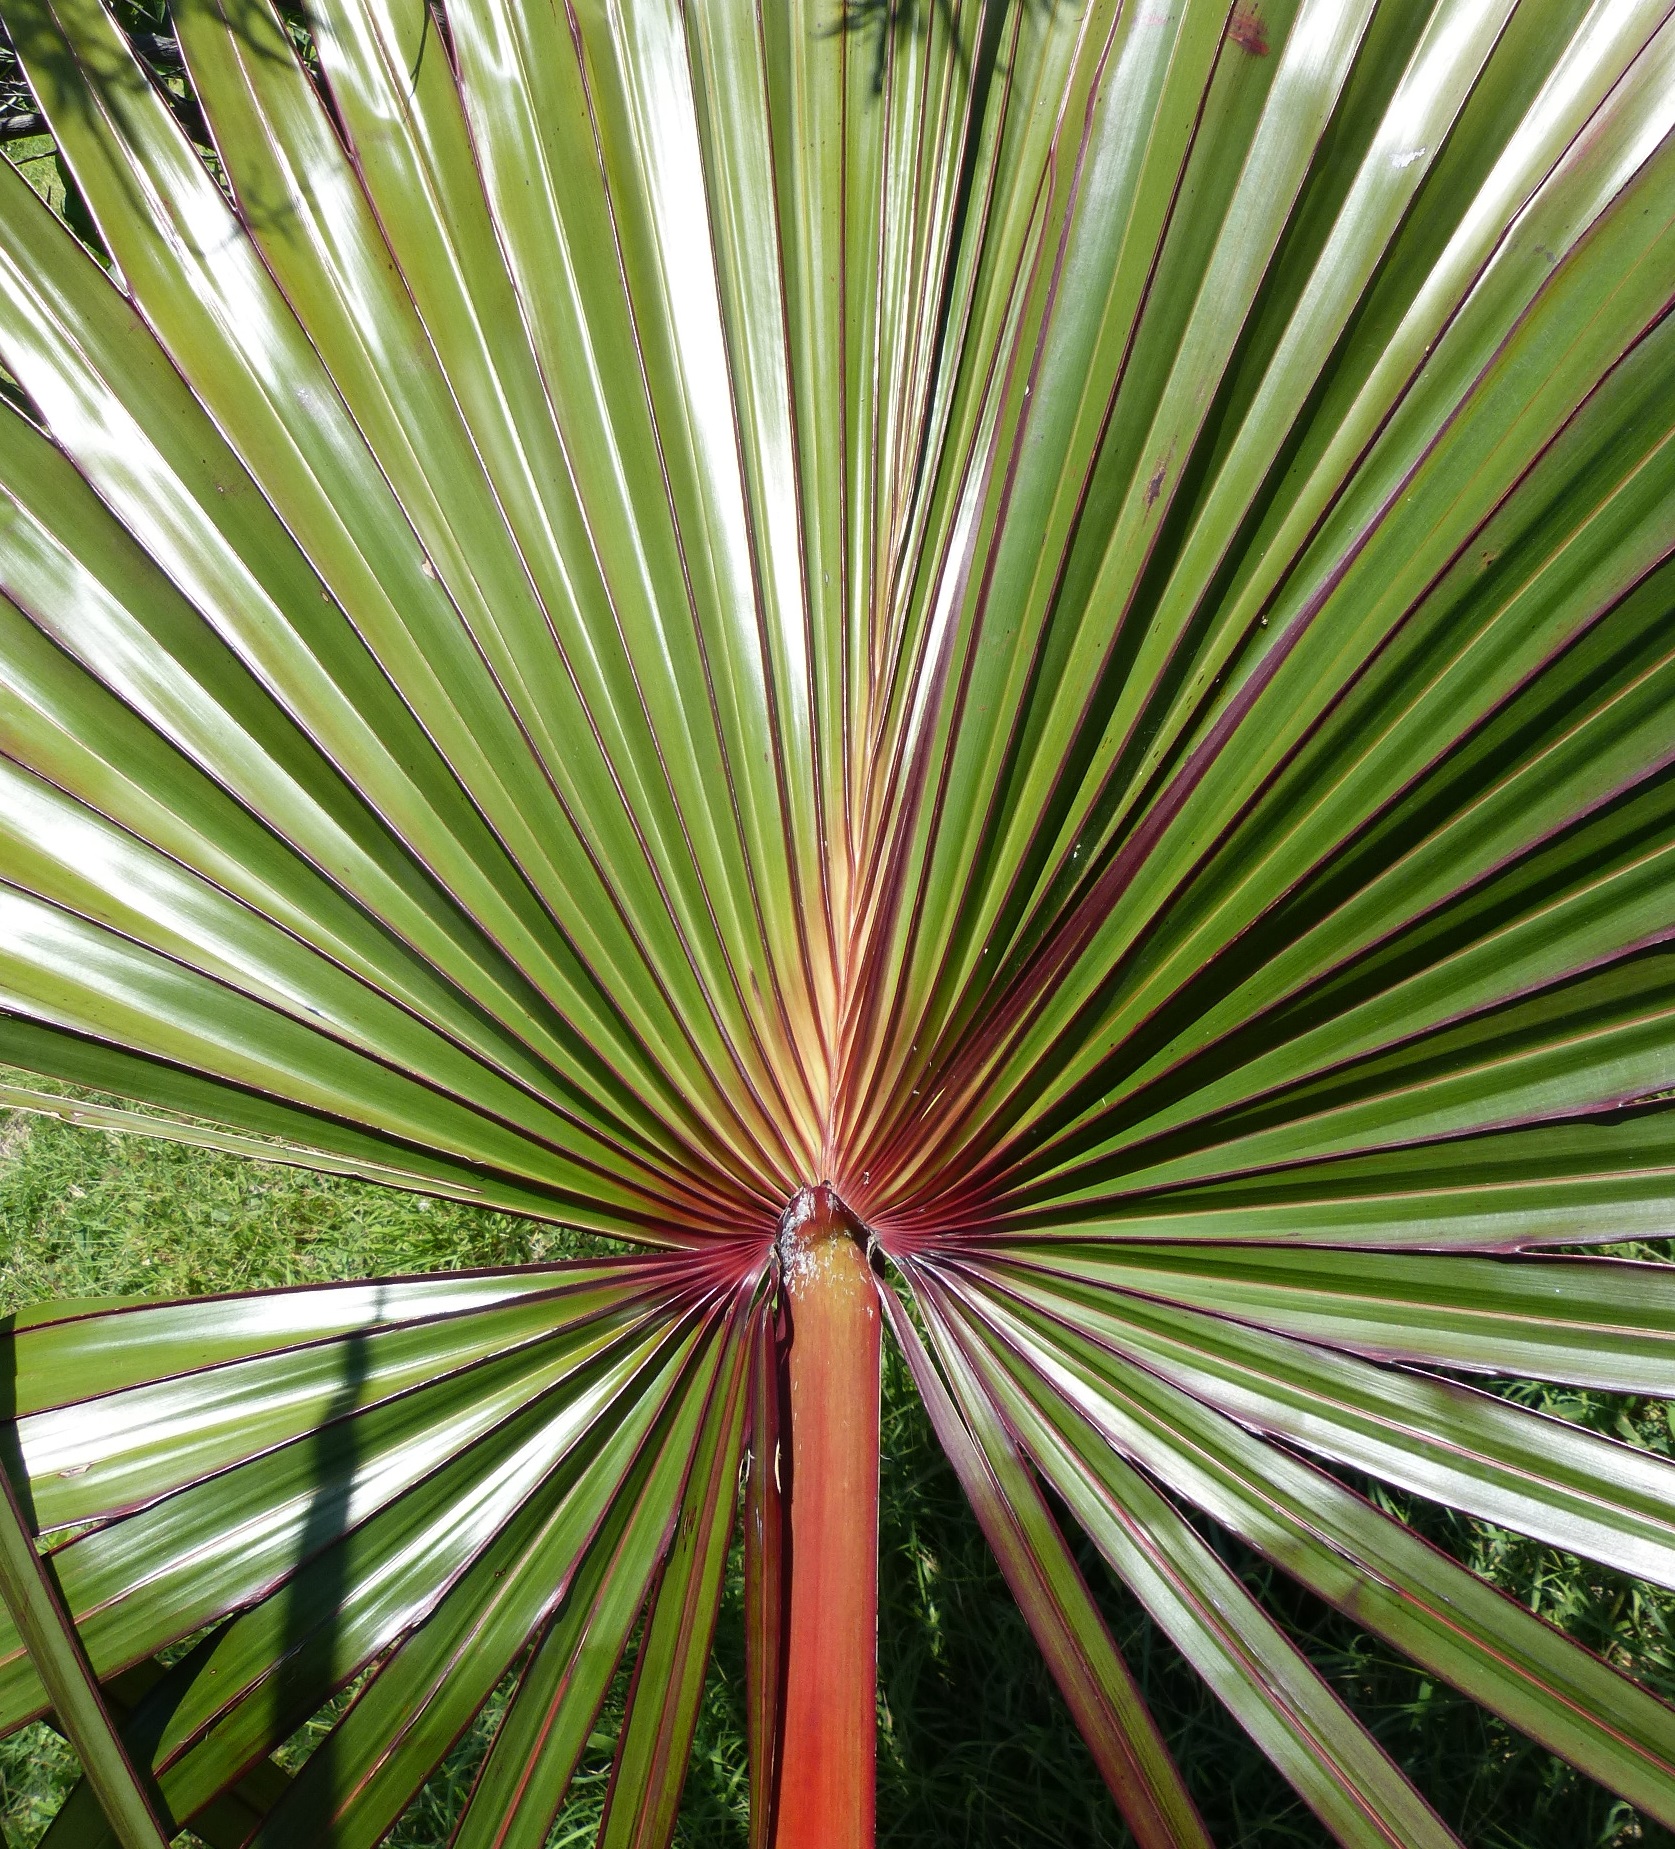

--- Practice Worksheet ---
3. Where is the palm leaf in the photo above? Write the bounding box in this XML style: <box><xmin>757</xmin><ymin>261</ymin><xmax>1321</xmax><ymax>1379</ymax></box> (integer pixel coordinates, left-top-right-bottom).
<box><xmin>3</xmin><ymin>0</ymin><xmax>1675</xmax><ymax>1842</ymax></box>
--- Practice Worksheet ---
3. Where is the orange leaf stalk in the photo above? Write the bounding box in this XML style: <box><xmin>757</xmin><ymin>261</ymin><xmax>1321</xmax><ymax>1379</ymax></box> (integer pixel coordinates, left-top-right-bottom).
<box><xmin>772</xmin><ymin>1184</ymin><xmax>881</xmax><ymax>1849</ymax></box>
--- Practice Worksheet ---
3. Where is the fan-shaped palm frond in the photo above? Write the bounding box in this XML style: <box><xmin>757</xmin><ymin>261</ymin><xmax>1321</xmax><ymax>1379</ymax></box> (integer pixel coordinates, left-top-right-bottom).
<box><xmin>4</xmin><ymin>0</ymin><xmax>1675</xmax><ymax>1843</ymax></box>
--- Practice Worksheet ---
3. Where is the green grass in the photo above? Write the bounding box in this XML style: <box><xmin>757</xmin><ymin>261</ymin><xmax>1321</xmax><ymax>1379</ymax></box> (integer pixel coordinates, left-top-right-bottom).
<box><xmin>3</xmin><ymin>1104</ymin><xmax>1674</xmax><ymax>1848</ymax></box>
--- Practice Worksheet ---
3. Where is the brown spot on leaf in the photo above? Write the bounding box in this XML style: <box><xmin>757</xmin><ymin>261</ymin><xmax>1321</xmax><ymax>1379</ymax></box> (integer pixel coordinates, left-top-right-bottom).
<box><xmin>1144</xmin><ymin>460</ymin><xmax>1168</xmax><ymax>509</ymax></box>
<box><xmin>1228</xmin><ymin>5</ymin><xmax>1269</xmax><ymax>55</ymax></box>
